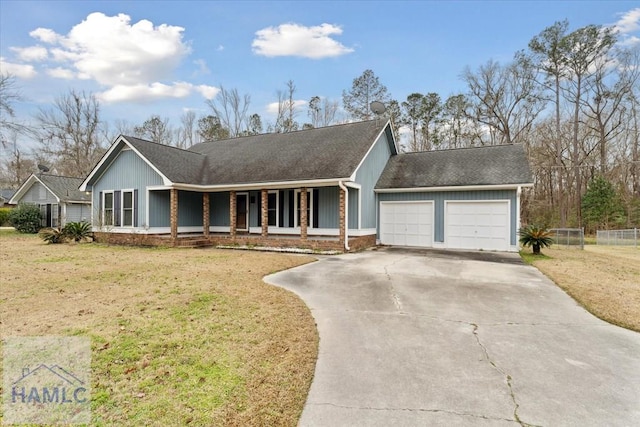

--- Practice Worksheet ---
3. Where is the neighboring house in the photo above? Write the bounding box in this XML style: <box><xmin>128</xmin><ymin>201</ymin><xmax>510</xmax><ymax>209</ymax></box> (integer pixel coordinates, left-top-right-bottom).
<box><xmin>79</xmin><ymin>120</ymin><xmax>533</xmax><ymax>252</ymax></box>
<box><xmin>1</xmin><ymin>189</ymin><xmax>16</xmax><ymax>207</ymax></box>
<box><xmin>10</xmin><ymin>174</ymin><xmax>91</xmax><ymax>227</ymax></box>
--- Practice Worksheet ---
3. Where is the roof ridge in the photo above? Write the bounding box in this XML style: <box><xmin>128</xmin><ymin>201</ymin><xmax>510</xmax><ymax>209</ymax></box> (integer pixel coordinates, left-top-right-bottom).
<box><xmin>38</xmin><ymin>173</ymin><xmax>85</xmax><ymax>180</ymax></box>
<box><xmin>399</xmin><ymin>143</ymin><xmax>521</xmax><ymax>155</ymax></box>
<box><xmin>122</xmin><ymin>135</ymin><xmax>204</xmax><ymax>156</ymax></box>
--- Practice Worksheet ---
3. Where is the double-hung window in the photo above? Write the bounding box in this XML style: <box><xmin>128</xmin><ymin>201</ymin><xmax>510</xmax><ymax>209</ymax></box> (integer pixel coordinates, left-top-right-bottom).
<box><xmin>267</xmin><ymin>191</ymin><xmax>278</xmax><ymax>227</ymax></box>
<box><xmin>103</xmin><ymin>192</ymin><xmax>114</xmax><ymax>227</ymax></box>
<box><xmin>122</xmin><ymin>190</ymin><xmax>134</xmax><ymax>227</ymax></box>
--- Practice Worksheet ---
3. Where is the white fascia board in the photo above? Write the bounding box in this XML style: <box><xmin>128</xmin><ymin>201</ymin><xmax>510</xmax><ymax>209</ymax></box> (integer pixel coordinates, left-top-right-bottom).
<box><xmin>170</xmin><ymin>178</ymin><xmax>351</xmax><ymax>192</ymax></box>
<box><xmin>10</xmin><ymin>174</ymin><xmax>61</xmax><ymax>204</ymax></box>
<box><xmin>79</xmin><ymin>136</ymin><xmax>173</xmax><ymax>191</ymax></box>
<box><xmin>374</xmin><ymin>183</ymin><xmax>533</xmax><ymax>193</ymax></box>
<box><xmin>349</xmin><ymin>119</ymin><xmax>393</xmax><ymax>182</ymax></box>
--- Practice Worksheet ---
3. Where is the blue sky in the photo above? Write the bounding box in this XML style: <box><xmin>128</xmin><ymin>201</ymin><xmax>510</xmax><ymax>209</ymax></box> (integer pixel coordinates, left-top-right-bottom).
<box><xmin>1</xmin><ymin>1</ymin><xmax>639</xmax><ymax>146</ymax></box>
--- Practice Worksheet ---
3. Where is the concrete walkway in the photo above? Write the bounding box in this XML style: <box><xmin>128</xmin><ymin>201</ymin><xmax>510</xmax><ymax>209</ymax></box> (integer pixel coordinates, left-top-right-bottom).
<box><xmin>265</xmin><ymin>248</ymin><xmax>640</xmax><ymax>426</ymax></box>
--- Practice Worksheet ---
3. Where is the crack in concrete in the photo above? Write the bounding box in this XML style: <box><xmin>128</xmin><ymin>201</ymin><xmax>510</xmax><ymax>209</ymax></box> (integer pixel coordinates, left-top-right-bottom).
<box><xmin>308</xmin><ymin>401</ymin><xmax>519</xmax><ymax>423</ymax></box>
<box><xmin>382</xmin><ymin>257</ymin><xmax>409</xmax><ymax>314</ymax></box>
<box><xmin>471</xmin><ymin>323</ymin><xmax>542</xmax><ymax>427</ymax></box>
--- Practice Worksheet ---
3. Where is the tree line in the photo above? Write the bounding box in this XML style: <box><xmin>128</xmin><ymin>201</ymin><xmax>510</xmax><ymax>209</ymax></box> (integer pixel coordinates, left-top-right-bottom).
<box><xmin>1</xmin><ymin>19</ymin><xmax>638</xmax><ymax>231</ymax></box>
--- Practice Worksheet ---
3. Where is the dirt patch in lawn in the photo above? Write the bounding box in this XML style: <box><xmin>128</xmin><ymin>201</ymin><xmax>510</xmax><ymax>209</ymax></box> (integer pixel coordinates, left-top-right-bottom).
<box><xmin>0</xmin><ymin>232</ymin><xmax>318</xmax><ymax>426</ymax></box>
<box><xmin>528</xmin><ymin>245</ymin><xmax>640</xmax><ymax>332</ymax></box>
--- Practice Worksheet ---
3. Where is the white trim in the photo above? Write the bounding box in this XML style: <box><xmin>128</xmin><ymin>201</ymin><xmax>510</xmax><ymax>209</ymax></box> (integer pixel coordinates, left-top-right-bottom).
<box><xmin>349</xmin><ymin>119</ymin><xmax>394</xmax><ymax>181</ymax></box>
<box><xmin>344</xmin><ymin>181</ymin><xmax>362</xmax><ymax>230</ymax></box>
<box><xmin>294</xmin><ymin>188</ymin><xmax>314</xmax><ymax>228</ymax></box>
<box><xmin>80</xmin><ymin>136</ymin><xmax>172</xmax><ymax>191</ymax></box>
<box><xmin>379</xmin><ymin>200</ymin><xmax>435</xmax><ymax>248</ymax></box>
<box><xmin>516</xmin><ymin>186</ymin><xmax>522</xmax><ymax>235</ymax></box>
<box><xmin>375</xmin><ymin>183</ymin><xmax>533</xmax><ymax>193</ymax></box>
<box><xmin>211</xmin><ymin>226</ymin><xmax>230</xmax><ymax>233</ymax></box>
<box><xmin>443</xmin><ymin>200</ymin><xmax>511</xmax><ymax>252</ymax></box>
<box><xmin>172</xmin><ymin>178</ymin><xmax>348</xmax><ymax>192</ymax></box>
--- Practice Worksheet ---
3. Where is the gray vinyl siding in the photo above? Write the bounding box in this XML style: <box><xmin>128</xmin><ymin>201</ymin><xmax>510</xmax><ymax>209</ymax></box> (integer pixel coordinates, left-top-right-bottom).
<box><xmin>210</xmin><ymin>192</ymin><xmax>230</xmax><ymax>226</ymax></box>
<box><xmin>318</xmin><ymin>187</ymin><xmax>339</xmax><ymax>228</ymax></box>
<box><xmin>149</xmin><ymin>190</ymin><xmax>170</xmax><ymax>227</ymax></box>
<box><xmin>378</xmin><ymin>190</ymin><xmax>518</xmax><ymax>245</ymax></box>
<box><xmin>178</xmin><ymin>191</ymin><xmax>203</xmax><ymax>226</ymax></box>
<box><xmin>354</xmin><ymin>131</ymin><xmax>393</xmax><ymax>229</ymax></box>
<box><xmin>92</xmin><ymin>148</ymin><xmax>164</xmax><ymax>228</ymax></box>
<box><xmin>65</xmin><ymin>203</ymin><xmax>90</xmax><ymax>223</ymax></box>
<box><xmin>21</xmin><ymin>182</ymin><xmax>58</xmax><ymax>204</ymax></box>
<box><xmin>348</xmin><ymin>188</ymin><xmax>358</xmax><ymax>229</ymax></box>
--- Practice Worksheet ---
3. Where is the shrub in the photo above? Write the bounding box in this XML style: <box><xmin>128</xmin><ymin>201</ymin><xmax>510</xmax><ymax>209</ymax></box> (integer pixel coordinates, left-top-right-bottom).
<box><xmin>63</xmin><ymin>221</ymin><xmax>92</xmax><ymax>242</ymax></box>
<box><xmin>0</xmin><ymin>207</ymin><xmax>12</xmax><ymax>226</ymax></box>
<box><xmin>519</xmin><ymin>225</ymin><xmax>554</xmax><ymax>255</ymax></box>
<box><xmin>9</xmin><ymin>204</ymin><xmax>42</xmax><ymax>233</ymax></box>
<box><xmin>39</xmin><ymin>227</ymin><xmax>67</xmax><ymax>244</ymax></box>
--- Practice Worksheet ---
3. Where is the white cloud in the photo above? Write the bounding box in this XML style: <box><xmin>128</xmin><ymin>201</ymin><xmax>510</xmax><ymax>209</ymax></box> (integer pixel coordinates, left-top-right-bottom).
<box><xmin>28</xmin><ymin>12</ymin><xmax>190</xmax><ymax>87</ymax></box>
<box><xmin>266</xmin><ymin>99</ymin><xmax>308</xmax><ymax>114</ymax></box>
<box><xmin>46</xmin><ymin>67</ymin><xmax>75</xmax><ymax>79</ymax></box>
<box><xmin>196</xmin><ymin>85</ymin><xmax>219</xmax><ymax>99</ymax></box>
<box><xmin>193</xmin><ymin>58</ymin><xmax>210</xmax><ymax>75</ymax></box>
<box><xmin>252</xmin><ymin>23</ymin><xmax>354</xmax><ymax>59</ymax></box>
<box><xmin>98</xmin><ymin>81</ymin><xmax>217</xmax><ymax>103</ymax></box>
<box><xmin>0</xmin><ymin>57</ymin><xmax>37</xmax><ymax>78</ymax></box>
<box><xmin>614</xmin><ymin>8</ymin><xmax>640</xmax><ymax>34</ymax></box>
<box><xmin>10</xmin><ymin>46</ymin><xmax>48</xmax><ymax>62</ymax></box>
<box><xmin>217</xmin><ymin>45</ymin><xmax>224</xmax><ymax>51</ymax></box>
<box><xmin>29</xmin><ymin>28</ymin><xmax>60</xmax><ymax>44</ymax></box>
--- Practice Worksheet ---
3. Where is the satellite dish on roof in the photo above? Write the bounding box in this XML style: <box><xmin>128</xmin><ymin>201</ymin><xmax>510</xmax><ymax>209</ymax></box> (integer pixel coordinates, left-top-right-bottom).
<box><xmin>37</xmin><ymin>164</ymin><xmax>50</xmax><ymax>173</ymax></box>
<box><xmin>370</xmin><ymin>101</ymin><xmax>386</xmax><ymax>115</ymax></box>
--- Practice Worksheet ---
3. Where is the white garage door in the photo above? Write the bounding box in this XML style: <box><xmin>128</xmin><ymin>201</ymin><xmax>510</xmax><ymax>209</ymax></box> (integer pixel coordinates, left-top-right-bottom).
<box><xmin>445</xmin><ymin>201</ymin><xmax>510</xmax><ymax>251</ymax></box>
<box><xmin>380</xmin><ymin>202</ymin><xmax>433</xmax><ymax>247</ymax></box>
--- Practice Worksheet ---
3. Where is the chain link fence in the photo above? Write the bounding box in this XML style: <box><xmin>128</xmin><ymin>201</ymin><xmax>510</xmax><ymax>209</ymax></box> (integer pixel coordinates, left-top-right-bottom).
<box><xmin>596</xmin><ymin>229</ymin><xmax>638</xmax><ymax>247</ymax></box>
<box><xmin>549</xmin><ymin>228</ymin><xmax>584</xmax><ymax>249</ymax></box>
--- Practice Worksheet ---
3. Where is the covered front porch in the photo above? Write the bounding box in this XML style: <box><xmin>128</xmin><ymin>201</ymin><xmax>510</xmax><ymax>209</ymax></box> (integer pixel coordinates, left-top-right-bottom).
<box><xmin>95</xmin><ymin>184</ymin><xmax>375</xmax><ymax>252</ymax></box>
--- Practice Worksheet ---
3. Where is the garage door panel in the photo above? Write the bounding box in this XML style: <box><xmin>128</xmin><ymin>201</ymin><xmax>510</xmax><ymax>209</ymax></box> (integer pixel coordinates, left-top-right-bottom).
<box><xmin>380</xmin><ymin>202</ymin><xmax>433</xmax><ymax>248</ymax></box>
<box><xmin>445</xmin><ymin>201</ymin><xmax>509</xmax><ymax>251</ymax></box>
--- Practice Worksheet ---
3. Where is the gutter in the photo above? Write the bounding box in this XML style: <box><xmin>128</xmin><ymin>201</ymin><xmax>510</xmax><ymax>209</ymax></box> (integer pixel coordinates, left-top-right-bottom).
<box><xmin>338</xmin><ymin>181</ymin><xmax>350</xmax><ymax>251</ymax></box>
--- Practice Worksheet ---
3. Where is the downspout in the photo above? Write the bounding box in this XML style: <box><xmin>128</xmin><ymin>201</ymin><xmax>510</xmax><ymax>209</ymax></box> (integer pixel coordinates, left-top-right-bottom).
<box><xmin>516</xmin><ymin>186</ymin><xmax>522</xmax><ymax>250</ymax></box>
<box><xmin>338</xmin><ymin>181</ymin><xmax>350</xmax><ymax>251</ymax></box>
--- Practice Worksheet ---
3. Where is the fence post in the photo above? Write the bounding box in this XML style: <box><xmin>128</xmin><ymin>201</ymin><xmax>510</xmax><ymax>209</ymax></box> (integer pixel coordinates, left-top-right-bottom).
<box><xmin>581</xmin><ymin>227</ymin><xmax>584</xmax><ymax>250</ymax></box>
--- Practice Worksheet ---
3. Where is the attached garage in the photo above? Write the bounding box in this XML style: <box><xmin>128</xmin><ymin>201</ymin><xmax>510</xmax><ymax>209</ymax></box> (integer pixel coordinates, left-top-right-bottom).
<box><xmin>380</xmin><ymin>201</ymin><xmax>433</xmax><ymax>247</ymax></box>
<box><xmin>374</xmin><ymin>144</ymin><xmax>534</xmax><ymax>253</ymax></box>
<box><xmin>445</xmin><ymin>201</ymin><xmax>510</xmax><ymax>251</ymax></box>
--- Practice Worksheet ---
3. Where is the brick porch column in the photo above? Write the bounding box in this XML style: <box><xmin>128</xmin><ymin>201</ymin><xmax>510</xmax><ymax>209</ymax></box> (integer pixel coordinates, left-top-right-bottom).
<box><xmin>300</xmin><ymin>187</ymin><xmax>307</xmax><ymax>241</ymax></box>
<box><xmin>229</xmin><ymin>191</ymin><xmax>237</xmax><ymax>238</ymax></box>
<box><xmin>339</xmin><ymin>187</ymin><xmax>346</xmax><ymax>246</ymax></box>
<box><xmin>261</xmin><ymin>189</ymin><xmax>268</xmax><ymax>238</ymax></box>
<box><xmin>170</xmin><ymin>188</ymin><xmax>178</xmax><ymax>240</ymax></box>
<box><xmin>202</xmin><ymin>193</ymin><xmax>210</xmax><ymax>237</ymax></box>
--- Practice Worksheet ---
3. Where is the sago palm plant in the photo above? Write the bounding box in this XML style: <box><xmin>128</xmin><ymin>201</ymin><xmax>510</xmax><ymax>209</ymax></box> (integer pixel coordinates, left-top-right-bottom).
<box><xmin>519</xmin><ymin>225</ymin><xmax>553</xmax><ymax>255</ymax></box>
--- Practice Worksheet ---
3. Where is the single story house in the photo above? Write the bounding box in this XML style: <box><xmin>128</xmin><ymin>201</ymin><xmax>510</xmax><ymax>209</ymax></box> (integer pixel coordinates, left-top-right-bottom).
<box><xmin>10</xmin><ymin>174</ymin><xmax>91</xmax><ymax>228</ymax></box>
<box><xmin>79</xmin><ymin>120</ymin><xmax>533</xmax><ymax>252</ymax></box>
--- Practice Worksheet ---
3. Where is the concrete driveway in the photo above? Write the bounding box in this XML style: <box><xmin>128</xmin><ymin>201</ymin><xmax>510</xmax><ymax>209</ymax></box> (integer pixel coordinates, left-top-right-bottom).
<box><xmin>265</xmin><ymin>248</ymin><xmax>640</xmax><ymax>426</ymax></box>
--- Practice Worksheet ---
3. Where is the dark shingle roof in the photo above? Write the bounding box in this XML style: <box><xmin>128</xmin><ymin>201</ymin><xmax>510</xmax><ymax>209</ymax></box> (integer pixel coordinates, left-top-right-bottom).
<box><xmin>0</xmin><ymin>189</ymin><xmax>15</xmax><ymax>201</ymax></box>
<box><xmin>376</xmin><ymin>144</ymin><xmax>532</xmax><ymax>189</ymax></box>
<box><xmin>189</xmin><ymin>120</ymin><xmax>389</xmax><ymax>185</ymax></box>
<box><xmin>39</xmin><ymin>174</ymin><xmax>90</xmax><ymax>202</ymax></box>
<box><xmin>123</xmin><ymin>136</ymin><xmax>207</xmax><ymax>184</ymax></box>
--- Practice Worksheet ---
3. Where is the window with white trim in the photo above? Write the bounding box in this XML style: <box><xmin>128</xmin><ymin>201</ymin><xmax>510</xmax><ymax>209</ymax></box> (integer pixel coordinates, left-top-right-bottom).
<box><xmin>51</xmin><ymin>203</ymin><xmax>59</xmax><ymax>227</ymax></box>
<box><xmin>295</xmin><ymin>189</ymin><xmax>313</xmax><ymax>228</ymax></box>
<box><xmin>103</xmin><ymin>192</ymin><xmax>114</xmax><ymax>226</ymax></box>
<box><xmin>267</xmin><ymin>191</ymin><xmax>278</xmax><ymax>227</ymax></box>
<box><xmin>122</xmin><ymin>190</ymin><xmax>134</xmax><ymax>227</ymax></box>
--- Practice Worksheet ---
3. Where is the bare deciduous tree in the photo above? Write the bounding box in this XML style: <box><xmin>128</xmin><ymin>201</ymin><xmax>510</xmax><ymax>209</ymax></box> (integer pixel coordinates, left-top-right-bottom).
<box><xmin>205</xmin><ymin>86</ymin><xmax>250</xmax><ymax>138</ymax></box>
<box><xmin>36</xmin><ymin>90</ymin><xmax>105</xmax><ymax>177</ymax></box>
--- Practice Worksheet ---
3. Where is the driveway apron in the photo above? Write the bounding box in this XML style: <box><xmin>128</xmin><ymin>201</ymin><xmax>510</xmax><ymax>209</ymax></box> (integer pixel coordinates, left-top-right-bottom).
<box><xmin>265</xmin><ymin>248</ymin><xmax>640</xmax><ymax>427</ymax></box>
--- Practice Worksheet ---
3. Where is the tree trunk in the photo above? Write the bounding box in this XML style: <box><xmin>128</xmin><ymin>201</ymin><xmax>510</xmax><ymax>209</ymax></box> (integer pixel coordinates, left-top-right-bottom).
<box><xmin>533</xmin><ymin>243</ymin><xmax>541</xmax><ymax>255</ymax></box>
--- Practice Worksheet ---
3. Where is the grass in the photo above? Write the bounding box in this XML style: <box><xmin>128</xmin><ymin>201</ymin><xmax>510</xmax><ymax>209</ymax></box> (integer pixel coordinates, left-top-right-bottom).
<box><xmin>524</xmin><ymin>245</ymin><xmax>640</xmax><ymax>332</ymax></box>
<box><xmin>0</xmin><ymin>231</ymin><xmax>318</xmax><ymax>426</ymax></box>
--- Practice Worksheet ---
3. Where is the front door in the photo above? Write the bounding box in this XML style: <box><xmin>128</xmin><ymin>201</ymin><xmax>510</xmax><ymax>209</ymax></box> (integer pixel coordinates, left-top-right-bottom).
<box><xmin>236</xmin><ymin>193</ymin><xmax>248</xmax><ymax>230</ymax></box>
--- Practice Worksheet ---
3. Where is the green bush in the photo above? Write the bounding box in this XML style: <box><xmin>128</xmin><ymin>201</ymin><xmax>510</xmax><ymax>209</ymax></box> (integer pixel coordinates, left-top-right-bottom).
<box><xmin>519</xmin><ymin>225</ymin><xmax>554</xmax><ymax>255</ymax></box>
<box><xmin>39</xmin><ymin>227</ymin><xmax>67</xmax><ymax>244</ymax></box>
<box><xmin>63</xmin><ymin>221</ymin><xmax>92</xmax><ymax>242</ymax></box>
<box><xmin>0</xmin><ymin>207</ymin><xmax>11</xmax><ymax>226</ymax></box>
<box><xmin>9</xmin><ymin>204</ymin><xmax>42</xmax><ymax>233</ymax></box>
